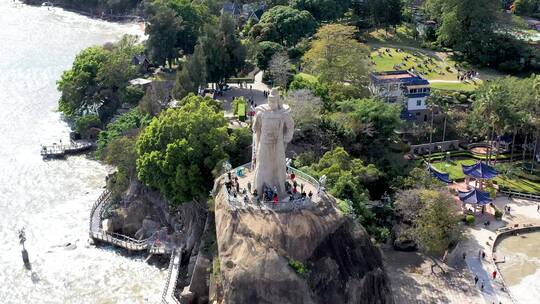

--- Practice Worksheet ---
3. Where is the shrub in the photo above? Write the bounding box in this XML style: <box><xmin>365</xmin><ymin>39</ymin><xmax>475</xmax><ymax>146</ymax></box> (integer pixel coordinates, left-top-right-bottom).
<box><xmin>288</xmin><ymin>259</ymin><xmax>306</xmax><ymax>276</ymax></box>
<box><xmin>75</xmin><ymin>114</ymin><xmax>101</xmax><ymax>137</ymax></box>
<box><xmin>123</xmin><ymin>85</ymin><xmax>145</xmax><ymax>104</ymax></box>
<box><xmin>494</xmin><ymin>209</ymin><xmax>503</xmax><ymax>219</ymax></box>
<box><xmin>465</xmin><ymin>215</ymin><xmax>475</xmax><ymax>225</ymax></box>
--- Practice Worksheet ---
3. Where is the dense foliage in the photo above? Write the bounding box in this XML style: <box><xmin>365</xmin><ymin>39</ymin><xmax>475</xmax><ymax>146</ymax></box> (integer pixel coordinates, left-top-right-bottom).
<box><xmin>97</xmin><ymin>107</ymin><xmax>151</xmax><ymax>157</ymax></box>
<box><xmin>249</xmin><ymin>5</ymin><xmax>317</xmax><ymax>46</ymax></box>
<box><xmin>136</xmin><ymin>95</ymin><xmax>230</xmax><ymax>205</ymax></box>
<box><xmin>57</xmin><ymin>35</ymin><xmax>142</xmax><ymax>121</ymax></box>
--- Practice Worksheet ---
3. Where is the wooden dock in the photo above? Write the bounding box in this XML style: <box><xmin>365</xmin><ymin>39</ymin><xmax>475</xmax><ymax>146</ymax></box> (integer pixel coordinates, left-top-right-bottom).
<box><xmin>41</xmin><ymin>141</ymin><xmax>93</xmax><ymax>158</ymax></box>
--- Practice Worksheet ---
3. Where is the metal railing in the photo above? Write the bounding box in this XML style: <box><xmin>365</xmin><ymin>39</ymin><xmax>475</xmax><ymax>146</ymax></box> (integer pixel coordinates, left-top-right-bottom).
<box><xmin>499</xmin><ymin>189</ymin><xmax>540</xmax><ymax>201</ymax></box>
<box><xmin>89</xmin><ymin>190</ymin><xmax>171</xmax><ymax>253</ymax></box>
<box><xmin>162</xmin><ymin>249</ymin><xmax>183</xmax><ymax>304</ymax></box>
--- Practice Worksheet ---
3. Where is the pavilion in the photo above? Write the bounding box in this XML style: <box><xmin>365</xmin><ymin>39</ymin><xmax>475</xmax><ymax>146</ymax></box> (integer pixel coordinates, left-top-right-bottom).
<box><xmin>458</xmin><ymin>187</ymin><xmax>492</xmax><ymax>213</ymax></box>
<box><xmin>462</xmin><ymin>162</ymin><xmax>498</xmax><ymax>190</ymax></box>
<box><xmin>428</xmin><ymin>164</ymin><xmax>452</xmax><ymax>184</ymax></box>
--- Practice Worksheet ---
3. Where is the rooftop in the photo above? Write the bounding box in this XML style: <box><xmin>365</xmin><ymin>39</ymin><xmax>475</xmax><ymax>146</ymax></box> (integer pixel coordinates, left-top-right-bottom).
<box><xmin>370</xmin><ymin>70</ymin><xmax>430</xmax><ymax>86</ymax></box>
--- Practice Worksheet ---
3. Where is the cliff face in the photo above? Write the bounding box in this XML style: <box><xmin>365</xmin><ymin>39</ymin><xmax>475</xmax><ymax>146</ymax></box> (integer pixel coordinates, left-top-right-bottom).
<box><xmin>213</xmin><ymin>178</ymin><xmax>393</xmax><ymax>304</ymax></box>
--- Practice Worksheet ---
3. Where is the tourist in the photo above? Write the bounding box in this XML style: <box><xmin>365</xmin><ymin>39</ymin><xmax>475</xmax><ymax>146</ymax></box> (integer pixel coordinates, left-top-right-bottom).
<box><xmin>247</xmin><ymin>182</ymin><xmax>252</xmax><ymax>193</ymax></box>
<box><xmin>474</xmin><ymin>275</ymin><xmax>478</xmax><ymax>285</ymax></box>
<box><xmin>482</xmin><ymin>251</ymin><xmax>486</xmax><ymax>259</ymax></box>
<box><xmin>293</xmin><ymin>180</ymin><xmax>298</xmax><ymax>189</ymax></box>
<box><xmin>243</xmin><ymin>195</ymin><xmax>248</xmax><ymax>204</ymax></box>
<box><xmin>273</xmin><ymin>193</ymin><xmax>278</xmax><ymax>205</ymax></box>
<box><xmin>492</xmin><ymin>270</ymin><xmax>497</xmax><ymax>280</ymax></box>
<box><xmin>537</xmin><ymin>204</ymin><xmax>539</xmax><ymax>212</ymax></box>
<box><xmin>308</xmin><ymin>191</ymin><xmax>313</xmax><ymax>199</ymax></box>
<box><xmin>300</xmin><ymin>183</ymin><xmax>304</xmax><ymax>193</ymax></box>
<box><xmin>290</xmin><ymin>172</ymin><xmax>296</xmax><ymax>180</ymax></box>
<box><xmin>462</xmin><ymin>252</ymin><xmax>466</xmax><ymax>260</ymax></box>
<box><xmin>481</xmin><ymin>281</ymin><xmax>484</xmax><ymax>291</ymax></box>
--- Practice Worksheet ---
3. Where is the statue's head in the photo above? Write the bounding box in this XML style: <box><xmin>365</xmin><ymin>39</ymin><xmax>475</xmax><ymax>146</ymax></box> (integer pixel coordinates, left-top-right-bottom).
<box><xmin>268</xmin><ymin>87</ymin><xmax>281</xmax><ymax>110</ymax></box>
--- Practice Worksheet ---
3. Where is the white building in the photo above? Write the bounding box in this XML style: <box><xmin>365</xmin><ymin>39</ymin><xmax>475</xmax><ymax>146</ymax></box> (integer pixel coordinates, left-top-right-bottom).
<box><xmin>369</xmin><ymin>70</ymin><xmax>431</xmax><ymax>122</ymax></box>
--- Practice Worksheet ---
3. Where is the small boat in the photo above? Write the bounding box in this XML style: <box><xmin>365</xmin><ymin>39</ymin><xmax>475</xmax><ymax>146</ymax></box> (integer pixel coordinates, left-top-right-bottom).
<box><xmin>41</xmin><ymin>2</ymin><xmax>53</xmax><ymax>7</ymax></box>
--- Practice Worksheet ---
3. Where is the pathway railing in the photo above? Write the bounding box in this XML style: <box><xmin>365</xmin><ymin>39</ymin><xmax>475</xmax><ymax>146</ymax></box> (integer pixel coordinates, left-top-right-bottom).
<box><xmin>224</xmin><ymin>164</ymin><xmax>320</xmax><ymax>212</ymax></box>
<box><xmin>89</xmin><ymin>190</ymin><xmax>172</xmax><ymax>253</ymax></box>
<box><xmin>162</xmin><ymin>249</ymin><xmax>183</xmax><ymax>304</ymax></box>
<box><xmin>499</xmin><ymin>189</ymin><xmax>540</xmax><ymax>201</ymax></box>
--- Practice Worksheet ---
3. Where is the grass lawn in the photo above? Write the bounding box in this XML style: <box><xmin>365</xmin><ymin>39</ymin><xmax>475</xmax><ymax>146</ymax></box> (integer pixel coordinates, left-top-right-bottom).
<box><xmin>364</xmin><ymin>24</ymin><xmax>419</xmax><ymax>46</ymax></box>
<box><xmin>431</xmin><ymin>82</ymin><xmax>478</xmax><ymax>92</ymax></box>
<box><xmin>431</xmin><ymin>159</ymin><xmax>540</xmax><ymax>194</ymax></box>
<box><xmin>369</xmin><ymin>47</ymin><xmax>482</xmax><ymax>91</ymax></box>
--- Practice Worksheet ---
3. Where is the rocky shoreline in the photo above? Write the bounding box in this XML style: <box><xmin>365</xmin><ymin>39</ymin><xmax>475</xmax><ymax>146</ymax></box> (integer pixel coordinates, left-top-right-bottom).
<box><xmin>20</xmin><ymin>0</ymin><xmax>143</xmax><ymax>22</ymax></box>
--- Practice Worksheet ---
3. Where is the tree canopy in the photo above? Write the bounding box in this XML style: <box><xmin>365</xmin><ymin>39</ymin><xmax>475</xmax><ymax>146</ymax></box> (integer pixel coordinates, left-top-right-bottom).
<box><xmin>255</xmin><ymin>41</ymin><xmax>284</xmax><ymax>70</ymax></box>
<box><xmin>199</xmin><ymin>14</ymin><xmax>246</xmax><ymax>84</ymax></box>
<box><xmin>303</xmin><ymin>24</ymin><xmax>372</xmax><ymax>88</ymax></box>
<box><xmin>136</xmin><ymin>94</ymin><xmax>229</xmax><ymax>205</ymax></box>
<box><xmin>413</xmin><ymin>189</ymin><xmax>462</xmax><ymax>255</ymax></box>
<box><xmin>290</xmin><ymin>0</ymin><xmax>351</xmax><ymax>21</ymax></box>
<box><xmin>57</xmin><ymin>35</ymin><xmax>142</xmax><ymax>120</ymax></box>
<box><xmin>250</xmin><ymin>5</ymin><xmax>317</xmax><ymax>46</ymax></box>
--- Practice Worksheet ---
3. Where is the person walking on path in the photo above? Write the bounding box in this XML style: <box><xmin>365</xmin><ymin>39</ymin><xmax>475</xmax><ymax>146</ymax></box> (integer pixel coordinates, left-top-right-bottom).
<box><xmin>462</xmin><ymin>252</ymin><xmax>467</xmax><ymax>260</ymax></box>
<box><xmin>481</xmin><ymin>280</ymin><xmax>485</xmax><ymax>291</ymax></box>
<box><xmin>474</xmin><ymin>275</ymin><xmax>479</xmax><ymax>285</ymax></box>
<box><xmin>492</xmin><ymin>270</ymin><xmax>497</xmax><ymax>280</ymax></box>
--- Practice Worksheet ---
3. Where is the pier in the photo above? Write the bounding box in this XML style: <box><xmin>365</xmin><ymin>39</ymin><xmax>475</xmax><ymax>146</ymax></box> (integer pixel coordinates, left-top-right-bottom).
<box><xmin>41</xmin><ymin>140</ymin><xmax>93</xmax><ymax>158</ymax></box>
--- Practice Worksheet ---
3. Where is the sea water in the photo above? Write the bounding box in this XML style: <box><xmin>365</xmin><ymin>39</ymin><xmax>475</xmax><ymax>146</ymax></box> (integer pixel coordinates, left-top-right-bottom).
<box><xmin>496</xmin><ymin>231</ymin><xmax>540</xmax><ymax>304</ymax></box>
<box><xmin>0</xmin><ymin>1</ymin><xmax>165</xmax><ymax>303</ymax></box>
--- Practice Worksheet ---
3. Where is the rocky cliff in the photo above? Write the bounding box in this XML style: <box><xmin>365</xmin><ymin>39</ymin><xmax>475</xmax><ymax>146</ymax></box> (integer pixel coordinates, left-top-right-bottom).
<box><xmin>212</xmin><ymin>178</ymin><xmax>393</xmax><ymax>304</ymax></box>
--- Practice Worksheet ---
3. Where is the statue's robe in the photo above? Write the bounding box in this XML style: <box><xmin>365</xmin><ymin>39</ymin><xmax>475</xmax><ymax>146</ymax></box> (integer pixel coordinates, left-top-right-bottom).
<box><xmin>252</xmin><ymin>104</ymin><xmax>294</xmax><ymax>195</ymax></box>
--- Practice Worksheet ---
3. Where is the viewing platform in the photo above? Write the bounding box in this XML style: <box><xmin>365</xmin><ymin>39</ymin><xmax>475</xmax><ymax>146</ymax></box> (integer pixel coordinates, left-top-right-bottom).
<box><xmin>40</xmin><ymin>140</ymin><xmax>93</xmax><ymax>159</ymax></box>
<box><xmin>223</xmin><ymin>163</ymin><xmax>323</xmax><ymax>213</ymax></box>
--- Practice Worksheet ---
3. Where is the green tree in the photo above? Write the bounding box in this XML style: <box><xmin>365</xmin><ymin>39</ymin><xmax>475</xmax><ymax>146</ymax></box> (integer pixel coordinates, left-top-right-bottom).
<box><xmin>413</xmin><ymin>189</ymin><xmax>462</xmax><ymax>255</ymax></box>
<box><xmin>145</xmin><ymin>3</ymin><xmax>183</xmax><ymax>67</ymax></box>
<box><xmin>437</xmin><ymin>0</ymin><xmax>499</xmax><ymax>64</ymax></box>
<box><xmin>104</xmin><ymin>135</ymin><xmax>139</xmax><ymax>200</ymax></box>
<box><xmin>303</xmin><ymin>24</ymin><xmax>372</xmax><ymax>88</ymax></box>
<box><xmin>165</xmin><ymin>0</ymin><xmax>210</xmax><ymax>54</ymax></box>
<box><xmin>58</xmin><ymin>35</ymin><xmax>144</xmax><ymax>120</ymax></box>
<box><xmin>75</xmin><ymin>114</ymin><xmax>102</xmax><ymax>138</ymax></box>
<box><xmin>250</xmin><ymin>5</ymin><xmax>317</xmax><ymax>46</ymax></box>
<box><xmin>136</xmin><ymin>95</ymin><xmax>229</xmax><ymax>205</ymax></box>
<box><xmin>57</xmin><ymin>46</ymin><xmax>109</xmax><ymax>117</ymax></box>
<box><xmin>290</xmin><ymin>0</ymin><xmax>352</xmax><ymax>21</ymax></box>
<box><xmin>337</xmin><ymin>98</ymin><xmax>401</xmax><ymax>144</ymax></box>
<box><xmin>97</xmin><ymin>107</ymin><xmax>151</xmax><ymax>157</ymax></box>
<box><xmin>174</xmin><ymin>43</ymin><xmax>207</xmax><ymax>99</ymax></box>
<box><xmin>199</xmin><ymin>14</ymin><xmax>246</xmax><ymax>84</ymax></box>
<box><xmin>255</xmin><ymin>41</ymin><xmax>284</xmax><ymax>70</ymax></box>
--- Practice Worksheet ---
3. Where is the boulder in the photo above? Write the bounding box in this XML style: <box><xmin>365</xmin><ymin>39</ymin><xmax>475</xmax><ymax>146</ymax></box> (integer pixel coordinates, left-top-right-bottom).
<box><xmin>213</xmin><ymin>178</ymin><xmax>393</xmax><ymax>304</ymax></box>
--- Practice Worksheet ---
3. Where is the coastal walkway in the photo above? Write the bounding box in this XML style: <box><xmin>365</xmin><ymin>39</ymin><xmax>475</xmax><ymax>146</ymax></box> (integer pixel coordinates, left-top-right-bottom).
<box><xmin>89</xmin><ymin>190</ymin><xmax>184</xmax><ymax>304</ymax></box>
<box><xmin>161</xmin><ymin>249</ymin><xmax>183</xmax><ymax>304</ymax></box>
<box><xmin>89</xmin><ymin>190</ymin><xmax>169</xmax><ymax>254</ymax></box>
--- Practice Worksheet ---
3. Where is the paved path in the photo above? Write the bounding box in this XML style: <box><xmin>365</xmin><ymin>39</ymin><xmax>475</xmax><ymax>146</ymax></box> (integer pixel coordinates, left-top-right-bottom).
<box><xmin>456</xmin><ymin>195</ymin><xmax>540</xmax><ymax>304</ymax></box>
<box><xmin>383</xmin><ymin>249</ymin><xmax>484</xmax><ymax>304</ymax></box>
<box><xmin>215</xmin><ymin>71</ymin><xmax>270</xmax><ymax>114</ymax></box>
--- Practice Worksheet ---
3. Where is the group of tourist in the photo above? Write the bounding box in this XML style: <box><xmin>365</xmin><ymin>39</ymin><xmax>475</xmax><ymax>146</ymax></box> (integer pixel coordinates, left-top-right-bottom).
<box><xmin>224</xmin><ymin>170</ymin><xmax>314</xmax><ymax>208</ymax></box>
<box><xmin>457</xmin><ymin>69</ymin><xmax>478</xmax><ymax>82</ymax></box>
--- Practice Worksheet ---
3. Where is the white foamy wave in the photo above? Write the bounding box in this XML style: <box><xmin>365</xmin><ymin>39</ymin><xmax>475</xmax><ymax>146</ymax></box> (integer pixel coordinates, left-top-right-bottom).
<box><xmin>509</xmin><ymin>268</ymin><xmax>540</xmax><ymax>304</ymax></box>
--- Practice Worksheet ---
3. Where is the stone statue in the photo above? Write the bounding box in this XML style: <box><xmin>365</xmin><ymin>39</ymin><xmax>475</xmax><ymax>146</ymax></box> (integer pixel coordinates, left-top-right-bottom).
<box><xmin>252</xmin><ymin>88</ymin><xmax>294</xmax><ymax>196</ymax></box>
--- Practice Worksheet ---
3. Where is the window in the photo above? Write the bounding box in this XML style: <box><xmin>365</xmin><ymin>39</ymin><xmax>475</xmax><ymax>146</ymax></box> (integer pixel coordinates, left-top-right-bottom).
<box><xmin>416</xmin><ymin>100</ymin><xmax>422</xmax><ymax>106</ymax></box>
